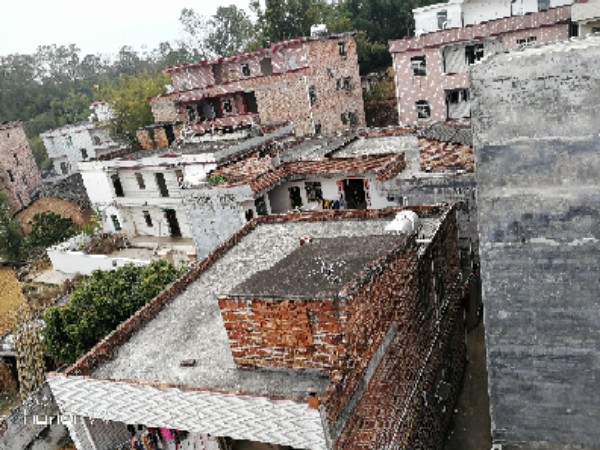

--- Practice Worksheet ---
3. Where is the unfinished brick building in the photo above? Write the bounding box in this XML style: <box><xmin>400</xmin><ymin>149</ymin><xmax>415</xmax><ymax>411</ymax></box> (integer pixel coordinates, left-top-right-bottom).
<box><xmin>139</xmin><ymin>32</ymin><xmax>366</xmax><ymax>146</ymax></box>
<box><xmin>0</xmin><ymin>122</ymin><xmax>42</xmax><ymax>212</ymax></box>
<box><xmin>389</xmin><ymin>1</ymin><xmax>573</xmax><ymax>126</ymax></box>
<box><xmin>48</xmin><ymin>205</ymin><xmax>466</xmax><ymax>450</ymax></box>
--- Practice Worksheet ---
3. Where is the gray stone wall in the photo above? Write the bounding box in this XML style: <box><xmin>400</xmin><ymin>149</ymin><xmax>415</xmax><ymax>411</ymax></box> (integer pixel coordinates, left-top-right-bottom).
<box><xmin>471</xmin><ymin>36</ymin><xmax>600</xmax><ymax>449</ymax></box>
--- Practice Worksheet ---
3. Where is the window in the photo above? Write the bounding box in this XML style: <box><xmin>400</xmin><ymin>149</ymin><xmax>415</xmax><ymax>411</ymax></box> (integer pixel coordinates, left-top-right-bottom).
<box><xmin>341</xmin><ymin>113</ymin><xmax>347</xmax><ymax>125</ymax></box>
<box><xmin>336</xmin><ymin>79</ymin><xmax>342</xmax><ymax>91</ymax></box>
<box><xmin>255</xmin><ymin>196</ymin><xmax>268</xmax><ymax>216</ymax></box>
<box><xmin>411</xmin><ymin>56</ymin><xmax>427</xmax><ymax>76</ymax></box>
<box><xmin>135</xmin><ymin>172</ymin><xmax>146</xmax><ymax>190</ymax></box>
<box><xmin>516</xmin><ymin>36</ymin><xmax>537</xmax><ymax>48</ymax></box>
<box><xmin>437</xmin><ymin>9</ymin><xmax>448</xmax><ymax>30</ymax></box>
<box><xmin>7</xmin><ymin>170</ymin><xmax>14</xmax><ymax>182</ymax></box>
<box><xmin>338</xmin><ymin>41</ymin><xmax>346</xmax><ymax>57</ymax></box>
<box><xmin>592</xmin><ymin>27</ymin><xmax>600</xmax><ymax>34</ymax></box>
<box><xmin>80</xmin><ymin>148</ymin><xmax>88</xmax><ymax>160</ymax></box>
<box><xmin>538</xmin><ymin>0</ymin><xmax>550</xmax><ymax>11</ymax></box>
<box><xmin>416</xmin><ymin>100</ymin><xmax>431</xmax><ymax>120</ymax></box>
<box><xmin>447</xmin><ymin>89</ymin><xmax>469</xmax><ymax>104</ymax></box>
<box><xmin>343</xmin><ymin>76</ymin><xmax>352</xmax><ymax>92</ymax></box>
<box><xmin>111</xmin><ymin>215</ymin><xmax>122</xmax><ymax>231</ymax></box>
<box><xmin>222</xmin><ymin>99</ymin><xmax>233</xmax><ymax>114</ymax></box>
<box><xmin>309</xmin><ymin>86</ymin><xmax>317</xmax><ymax>106</ymax></box>
<box><xmin>187</xmin><ymin>105</ymin><xmax>197</xmax><ymax>121</ymax></box>
<box><xmin>111</xmin><ymin>174</ymin><xmax>125</xmax><ymax>197</ymax></box>
<box><xmin>93</xmin><ymin>136</ymin><xmax>102</xmax><ymax>146</ymax></box>
<box><xmin>143</xmin><ymin>211</ymin><xmax>153</xmax><ymax>227</ymax></box>
<box><xmin>314</xmin><ymin>123</ymin><xmax>322</xmax><ymax>135</ymax></box>
<box><xmin>305</xmin><ymin>182</ymin><xmax>323</xmax><ymax>202</ymax></box>
<box><xmin>241</xmin><ymin>63</ymin><xmax>251</xmax><ymax>77</ymax></box>
<box><xmin>21</xmin><ymin>175</ymin><xmax>28</xmax><ymax>187</ymax></box>
<box><xmin>327</xmin><ymin>67</ymin><xmax>334</xmax><ymax>78</ymax></box>
<box><xmin>60</xmin><ymin>162</ymin><xmax>68</xmax><ymax>175</ymax></box>
<box><xmin>13</xmin><ymin>154</ymin><xmax>19</xmax><ymax>165</ymax></box>
<box><xmin>348</xmin><ymin>111</ymin><xmax>358</xmax><ymax>127</ymax></box>
<box><xmin>465</xmin><ymin>44</ymin><xmax>484</xmax><ymax>65</ymax></box>
<box><xmin>260</xmin><ymin>57</ymin><xmax>273</xmax><ymax>76</ymax></box>
<box><xmin>65</xmin><ymin>136</ymin><xmax>73</xmax><ymax>148</ymax></box>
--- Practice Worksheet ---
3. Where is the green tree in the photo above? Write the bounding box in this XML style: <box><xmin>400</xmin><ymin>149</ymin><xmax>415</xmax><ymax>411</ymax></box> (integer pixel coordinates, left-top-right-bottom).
<box><xmin>206</xmin><ymin>6</ymin><xmax>254</xmax><ymax>57</ymax></box>
<box><xmin>101</xmin><ymin>71</ymin><xmax>170</xmax><ymax>145</ymax></box>
<box><xmin>332</xmin><ymin>0</ymin><xmax>442</xmax><ymax>73</ymax></box>
<box><xmin>0</xmin><ymin>192</ymin><xmax>24</xmax><ymax>262</ymax></box>
<box><xmin>251</xmin><ymin>0</ymin><xmax>332</xmax><ymax>45</ymax></box>
<box><xmin>26</xmin><ymin>212</ymin><xmax>76</xmax><ymax>250</ymax></box>
<box><xmin>42</xmin><ymin>260</ymin><xmax>183</xmax><ymax>364</ymax></box>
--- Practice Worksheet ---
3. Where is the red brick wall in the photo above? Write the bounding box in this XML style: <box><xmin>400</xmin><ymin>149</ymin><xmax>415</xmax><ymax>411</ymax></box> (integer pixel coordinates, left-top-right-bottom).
<box><xmin>324</xmin><ymin>208</ymin><xmax>466</xmax><ymax>450</ymax></box>
<box><xmin>219</xmin><ymin>297</ymin><xmax>343</xmax><ymax>371</ymax></box>
<box><xmin>0</xmin><ymin>122</ymin><xmax>42</xmax><ymax>212</ymax></box>
<box><xmin>154</xmin><ymin>36</ymin><xmax>366</xmax><ymax>137</ymax></box>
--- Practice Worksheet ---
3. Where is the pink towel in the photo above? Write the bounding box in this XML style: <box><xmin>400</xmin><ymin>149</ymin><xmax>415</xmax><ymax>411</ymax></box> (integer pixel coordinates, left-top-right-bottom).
<box><xmin>159</xmin><ymin>427</ymin><xmax>173</xmax><ymax>441</ymax></box>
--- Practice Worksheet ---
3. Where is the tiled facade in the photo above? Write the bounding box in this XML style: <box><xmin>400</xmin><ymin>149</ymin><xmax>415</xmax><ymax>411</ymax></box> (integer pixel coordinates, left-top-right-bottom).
<box><xmin>149</xmin><ymin>34</ymin><xmax>366</xmax><ymax>139</ymax></box>
<box><xmin>389</xmin><ymin>6</ymin><xmax>571</xmax><ymax>126</ymax></box>
<box><xmin>0</xmin><ymin>122</ymin><xmax>42</xmax><ymax>212</ymax></box>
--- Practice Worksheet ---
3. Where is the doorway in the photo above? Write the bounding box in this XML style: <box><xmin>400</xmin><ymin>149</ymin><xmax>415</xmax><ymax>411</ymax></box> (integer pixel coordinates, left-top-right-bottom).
<box><xmin>155</xmin><ymin>173</ymin><xmax>170</xmax><ymax>197</ymax></box>
<box><xmin>343</xmin><ymin>179</ymin><xmax>367</xmax><ymax>209</ymax></box>
<box><xmin>288</xmin><ymin>186</ymin><xmax>303</xmax><ymax>209</ymax></box>
<box><xmin>165</xmin><ymin>125</ymin><xmax>176</xmax><ymax>145</ymax></box>
<box><xmin>164</xmin><ymin>209</ymin><xmax>182</xmax><ymax>237</ymax></box>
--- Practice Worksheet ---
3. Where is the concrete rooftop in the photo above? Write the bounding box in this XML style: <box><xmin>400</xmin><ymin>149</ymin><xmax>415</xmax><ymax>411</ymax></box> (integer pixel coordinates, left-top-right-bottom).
<box><xmin>92</xmin><ymin>215</ymin><xmax>443</xmax><ymax>399</ymax></box>
<box><xmin>229</xmin><ymin>235</ymin><xmax>407</xmax><ymax>298</ymax></box>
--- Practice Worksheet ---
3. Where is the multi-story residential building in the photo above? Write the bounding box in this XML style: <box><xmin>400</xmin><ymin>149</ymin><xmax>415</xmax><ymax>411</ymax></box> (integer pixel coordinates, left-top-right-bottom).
<box><xmin>40</xmin><ymin>102</ymin><xmax>121</xmax><ymax>176</ymax></box>
<box><xmin>141</xmin><ymin>32</ymin><xmax>366</xmax><ymax>143</ymax></box>
<box><xmin>48</xmin><ymin>204</ymin><xmax>466</xmax><ymax>450</ymax></box>
<box><xmin>389</xmin><ymin>1</ymin><xmax>573</xmax><ymax>126</ymax></box>
<box><xmin>0</xmin><ymin>121</ymin><xmax>42</xmax><ymax>212</ymax></box>
<box><xmin>472</xmin><ymin>35</ymin><xmax>600</xmax><ymax>449</ymax></box>
<box><xmin>572</xmin><ymin>0</ymin><xmax>600</xmax><ymax>35</ymax></box>
<box><xmin>78</xmin><ymin>126</ymin><xmax>295</xmax><ymax>238</ymax></box>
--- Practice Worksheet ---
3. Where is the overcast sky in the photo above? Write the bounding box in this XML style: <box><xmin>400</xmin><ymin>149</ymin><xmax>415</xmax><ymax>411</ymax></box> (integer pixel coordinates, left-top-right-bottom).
<box><xmin>0</xmin><ymin>0</ymin><xmax>255</xmax><ymax>57</ymax></box>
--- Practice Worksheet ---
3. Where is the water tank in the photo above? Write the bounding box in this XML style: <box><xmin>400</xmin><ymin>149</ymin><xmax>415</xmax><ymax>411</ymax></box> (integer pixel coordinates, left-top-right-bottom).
<box><xmin>385</xmin><ymin>210</ymin><xmax>421</xmax><ymax>234</ymax></box>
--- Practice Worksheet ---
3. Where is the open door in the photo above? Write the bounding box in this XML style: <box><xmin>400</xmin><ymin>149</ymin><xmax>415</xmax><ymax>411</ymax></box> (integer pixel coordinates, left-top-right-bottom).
<box><xmin>164</xmin><ymin>209</ymin><xmax>182</xmax><ymax>237</ymax></box>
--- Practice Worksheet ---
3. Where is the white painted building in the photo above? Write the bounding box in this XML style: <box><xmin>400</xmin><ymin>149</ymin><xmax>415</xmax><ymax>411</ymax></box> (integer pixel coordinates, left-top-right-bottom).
<box><xmin>413</xmin><ymin>0</ymin><xmax>573</xmax><ymax>36</ymax></box>
<box><xmin>79</xmin><ymin>126</ymin><xmax>294</xmax><ymax>240</ymax></box>
<box><xmin>41</xmin><ymin>123</ymin><xmax>120</xmax><ymax>175</ymax></box>
<box><xmin>41</xmin><ymin>102</ymin><xmax>122</xmax><ymax>176</ymax></box>
<box><xmin>572</xmin><ymin>0</ymin><xmax>600</xmax><ymax>35</ymax></box>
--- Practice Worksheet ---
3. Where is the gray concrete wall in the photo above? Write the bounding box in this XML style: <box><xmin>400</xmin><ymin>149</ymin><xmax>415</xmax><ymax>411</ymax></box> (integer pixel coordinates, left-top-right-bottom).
<box><xmin>471</xmin><ymin>36</ymin><xmax>600</xmax><ymax>449</ymax></box>
<box><xmin>183</xmin><ymin>186</ymin><xmax>251</xmax><ymax>258</ymax></box>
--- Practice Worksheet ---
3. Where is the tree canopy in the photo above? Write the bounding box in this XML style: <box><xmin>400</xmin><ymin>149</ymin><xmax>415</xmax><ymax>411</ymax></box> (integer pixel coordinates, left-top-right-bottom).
<box><xmin>42</xmin><ymin>260</ymin><xmax>183</xmax><ymax>364</ymax></box>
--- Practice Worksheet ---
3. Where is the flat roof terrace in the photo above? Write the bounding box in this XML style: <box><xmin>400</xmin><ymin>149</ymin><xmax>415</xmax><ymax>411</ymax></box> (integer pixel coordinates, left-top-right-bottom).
<box><xmin>77</xmin><ymin>208</ymin><xmax>446</xmax><ymax>402</ymax></box>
